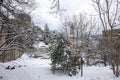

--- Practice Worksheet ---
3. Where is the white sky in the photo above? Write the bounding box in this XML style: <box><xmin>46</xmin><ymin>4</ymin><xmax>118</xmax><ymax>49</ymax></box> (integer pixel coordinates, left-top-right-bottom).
<box><xmin>31</xmin><ymin>0</ymin><xmax>95</xmax><ymax>31</ymax></box>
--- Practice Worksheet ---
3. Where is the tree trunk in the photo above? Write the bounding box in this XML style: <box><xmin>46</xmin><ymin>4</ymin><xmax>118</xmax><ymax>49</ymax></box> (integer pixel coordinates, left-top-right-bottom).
<box><xmin>115</xmin><ymin>65</ymin><xmax>119</xmax><ymax>77</ymax></box>
<box><xmin>103</xmin><ymin>54</ymin><xmax>107</xmax><ymax>66</ymax></box>
<box><xmin>110</xmin><ymin>28</ymin><xmax>115</xmax><ymax>74</ymax></box>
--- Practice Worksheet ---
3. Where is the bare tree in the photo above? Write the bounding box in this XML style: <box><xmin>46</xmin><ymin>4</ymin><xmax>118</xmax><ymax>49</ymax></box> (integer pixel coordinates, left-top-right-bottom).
<box><xmin>0</xmin><ymin>13</ymin><xmax>33</xmax><ymax>55</ymax></box>
<box><xmin>49</xmin><ymin>0</ymin><xmax>66</xmax><ymax>16</ymax></box>
<box><xmin>0</xmin><ymin>0</ymin><xmax>35</xmax><ymax>61</ymax></box>
<box><xmin>73</xmin><ymin>13</ymin><xmax>97</xmax><ymax>65</ymax></box>
<box><xmin>92</xmin><ymin>0</ymin><xmax>120</xmax><ymax>77</ymax></box>
<box><xmin>62</xmin><ymin>13</ymin><xmax>97</xmax><ymax>62</ymax></box>
<box><xmin>50</xmin><ymin>0</ymin><xmax>60</xmax><ymax>12</ymax></box>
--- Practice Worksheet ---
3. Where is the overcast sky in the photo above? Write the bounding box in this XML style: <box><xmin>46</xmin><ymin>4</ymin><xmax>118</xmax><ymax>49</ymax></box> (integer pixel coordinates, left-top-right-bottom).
<box><xmin>31</xmin><ymin>0</ymin><xmax>95</xmax><ymax>31</ymax></box>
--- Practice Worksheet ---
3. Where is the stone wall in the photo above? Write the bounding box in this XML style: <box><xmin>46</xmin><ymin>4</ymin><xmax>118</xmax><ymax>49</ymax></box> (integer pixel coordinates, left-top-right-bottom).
<box><xmin>0</xmin><ymin>49</ymin><xmax>23</xmax><ymax>62</ymax></box>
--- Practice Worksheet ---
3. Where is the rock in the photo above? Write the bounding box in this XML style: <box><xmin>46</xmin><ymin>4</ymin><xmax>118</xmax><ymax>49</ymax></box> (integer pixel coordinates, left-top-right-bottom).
<box><xmin>10</xmin><ymin>66</ymin><xmax>15</xmax><ymax>70</ymax></box>
<box><xmin>5</xmin><ymin>66</ymin><xmax>10</xmax><ymax>69</ymax></box>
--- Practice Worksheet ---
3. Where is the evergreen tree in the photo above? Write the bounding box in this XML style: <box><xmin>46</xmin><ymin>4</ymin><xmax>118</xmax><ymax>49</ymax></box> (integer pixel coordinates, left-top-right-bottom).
<box><xmin>51</xmin><ymin>34</ymin><xmax>81</xmax><ymax>76</ymax></box>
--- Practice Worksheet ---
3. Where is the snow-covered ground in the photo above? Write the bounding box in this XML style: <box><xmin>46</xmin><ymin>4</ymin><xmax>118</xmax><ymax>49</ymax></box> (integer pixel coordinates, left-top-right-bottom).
<box><xmin>0</xmin><ymin>54</ymin><xmax>120</xmax><ymax>80</ymax></box>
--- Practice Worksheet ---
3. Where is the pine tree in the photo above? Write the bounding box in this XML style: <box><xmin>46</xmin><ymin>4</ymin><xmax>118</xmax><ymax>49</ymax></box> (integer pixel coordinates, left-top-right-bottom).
<box><xmin>51</xmin><ymin>34</ymin><xmax>81</xmax><ymax>76</ymax></box>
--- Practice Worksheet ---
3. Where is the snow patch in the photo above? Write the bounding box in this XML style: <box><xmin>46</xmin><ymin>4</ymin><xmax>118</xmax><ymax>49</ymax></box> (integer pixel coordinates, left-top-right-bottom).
<box><xmin>33</xmin><ymin>42</ymin><xmax>49</xmax><ymax>48</ymax></box>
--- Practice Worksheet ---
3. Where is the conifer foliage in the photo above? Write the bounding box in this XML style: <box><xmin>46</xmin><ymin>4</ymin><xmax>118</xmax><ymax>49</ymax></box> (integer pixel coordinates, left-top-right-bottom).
<box><xmin>51</xmin><ymin>34</ymin><xmax>81</xmax><ymax>76</ymax></box>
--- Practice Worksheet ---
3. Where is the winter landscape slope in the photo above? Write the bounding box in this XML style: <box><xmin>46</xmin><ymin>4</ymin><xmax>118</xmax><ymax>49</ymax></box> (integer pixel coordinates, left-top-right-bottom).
<box><xmin>0</xmin><ymin>54</ymin><xmax>120</xmax><ymax>80</ymax></box>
